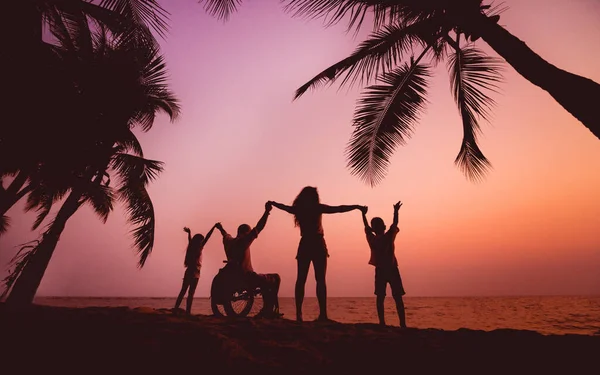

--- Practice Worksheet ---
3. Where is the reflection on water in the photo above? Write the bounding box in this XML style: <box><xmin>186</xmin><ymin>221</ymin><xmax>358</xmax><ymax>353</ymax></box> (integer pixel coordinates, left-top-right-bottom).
<box><xmin>34</xmin><ymin>295</ymin><xmax>600</xmax><ymax>336</ymax></box>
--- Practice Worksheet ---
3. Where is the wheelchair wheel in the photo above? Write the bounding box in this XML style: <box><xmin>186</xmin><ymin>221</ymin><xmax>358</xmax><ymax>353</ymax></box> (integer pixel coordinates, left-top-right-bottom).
<box><xmin>223</xmin><ymin>288</ymin><xmax>255</xmax><ymax>317</ymax></box>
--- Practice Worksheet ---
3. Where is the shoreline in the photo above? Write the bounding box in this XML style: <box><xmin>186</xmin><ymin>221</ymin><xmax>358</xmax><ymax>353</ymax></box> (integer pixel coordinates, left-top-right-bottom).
<box><xmin>2</xmin><ymin>303</ymin><xmax>599</xmax><ymax>374</ymax></box>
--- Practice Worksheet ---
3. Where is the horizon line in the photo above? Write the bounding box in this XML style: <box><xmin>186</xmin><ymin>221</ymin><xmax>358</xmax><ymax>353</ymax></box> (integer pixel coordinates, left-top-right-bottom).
<box><xmin>33</xmin><ymin>293</ymin><xmax>600</xmax><ymax>299</ymax></box>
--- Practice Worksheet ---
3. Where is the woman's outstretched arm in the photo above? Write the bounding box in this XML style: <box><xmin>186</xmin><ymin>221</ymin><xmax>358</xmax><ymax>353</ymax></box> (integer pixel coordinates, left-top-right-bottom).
<box><xmin>320</xmin><ymin>204</ymin><xmax>364</xmax><ymax>214</ymax></box>
<box><xmin>201</xmin><ymin>224</ymin><xmax>217</xmax><ymax>247</ymax></box>
<box><xmin>270</xmin><ymin>201</ymin><xmax>295</xmax><ymax>214</ymax></box>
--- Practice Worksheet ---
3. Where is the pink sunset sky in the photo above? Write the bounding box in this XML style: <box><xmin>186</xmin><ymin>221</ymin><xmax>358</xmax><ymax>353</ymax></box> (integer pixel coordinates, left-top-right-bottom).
<box><xmin>1</xmin><ymin>0</ymin><xmax>599</xmax><ymax>298</ymax></box>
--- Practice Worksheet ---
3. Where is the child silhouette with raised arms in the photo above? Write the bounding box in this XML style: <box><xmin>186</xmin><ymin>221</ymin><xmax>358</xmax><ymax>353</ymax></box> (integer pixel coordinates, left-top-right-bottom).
<box><xmin>361</xmin><ymin>202</ymin><xmax>407</xmax><ymax>328</ymax></box>
<box><xmin>174</xmin><ymin>224</ymin><xmax>216</xmax><ymax>315</ymax></box>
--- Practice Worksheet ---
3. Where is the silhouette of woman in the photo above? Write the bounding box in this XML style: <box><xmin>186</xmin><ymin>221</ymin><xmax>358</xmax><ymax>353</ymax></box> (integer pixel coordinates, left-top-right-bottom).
<box><xmin>174</xmin><ymin>225</ymin><xmax>216</xmax><ymax>314</ymax></box>
<box><xmin>270</xmin><ymin>186</ymin><xmax>364</xmax><ymax>322</ymax></box>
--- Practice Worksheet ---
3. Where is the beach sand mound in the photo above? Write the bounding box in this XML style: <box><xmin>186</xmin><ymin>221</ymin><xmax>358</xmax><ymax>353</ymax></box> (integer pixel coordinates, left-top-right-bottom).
<box><xmin>1</xmin><ymin>303</ymin><xmax>598</xmax><ymax>374</ymax></box>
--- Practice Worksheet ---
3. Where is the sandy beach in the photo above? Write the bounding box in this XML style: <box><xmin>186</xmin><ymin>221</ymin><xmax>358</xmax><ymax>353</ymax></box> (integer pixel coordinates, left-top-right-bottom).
<box><xmin>1</xmin><ymin>302</ymin><xmax>599</xmax><ymax>374</ymax></box>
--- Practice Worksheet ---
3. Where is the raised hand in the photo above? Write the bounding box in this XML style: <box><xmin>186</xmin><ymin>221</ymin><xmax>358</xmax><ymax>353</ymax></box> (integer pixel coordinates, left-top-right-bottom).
<box><xmin>360</xmin><ymin>206</ymin><xmax>368</xmax><ymax>214</ymax></box>
<box><xmin>215</xmin><ymin>222</ymin><xmax>222</xmax><ymax>230</ymax></box>
<box><xmin>393</xmin><ymin>201</ymin><xmax>403</xmax><ymax>211</ymax></box>
<box><xmin>183</xmin><ymin>227</ymin><xmax>191</xmax><ymax>233</ymax></box>
<box><xmin>265</xmin><ymin>201</ymin><xmax>273</xmax><ymax>212</ymax></box>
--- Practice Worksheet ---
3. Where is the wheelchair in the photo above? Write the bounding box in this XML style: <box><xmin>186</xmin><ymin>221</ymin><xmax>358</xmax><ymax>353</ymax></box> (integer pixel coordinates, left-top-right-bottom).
<box><xmin>210</xmin><ymin>260</ymin><xmax>265</xmax><ymax>317</ymax></box>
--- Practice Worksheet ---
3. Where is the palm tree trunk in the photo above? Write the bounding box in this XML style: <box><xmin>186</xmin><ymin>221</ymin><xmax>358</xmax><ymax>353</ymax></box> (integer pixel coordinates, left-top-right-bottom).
<box><xmin>4</xmin><ymin>165</ymin><xmax>105</xmax><ymax>308</ymax></box>
<box><xmin>473</xmin><ymin>15</ymin><xmax>600</xmax><ymax>139</ymax></box>
<box><xmin>4</xmin><ymin>189</ymin><xmax>84</xmax><ymax>308</ymax></box>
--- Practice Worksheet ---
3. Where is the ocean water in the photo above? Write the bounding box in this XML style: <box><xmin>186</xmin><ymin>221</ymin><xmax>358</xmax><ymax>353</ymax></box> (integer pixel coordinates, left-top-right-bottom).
<box><xmin>33</xmin><ymin>295</ymin><xmax>600</xmax><ymax>336</ymax></box>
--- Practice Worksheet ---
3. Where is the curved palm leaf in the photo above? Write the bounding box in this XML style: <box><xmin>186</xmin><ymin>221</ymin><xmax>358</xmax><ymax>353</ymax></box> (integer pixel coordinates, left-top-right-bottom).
<box><xmin>283</xmin><ymin>0</ymin><xmax>444</xmax><ymax>32</ymax></box>
<box><xmin>0</xmin><ymin>215</ymin><xmax>9</xmax><ymax>235</ymax></box>
<box><xmin>294</xmin><ymin>20</ymin><xmax>433</xmax><ymax>99</ymax></box>
<box><xmin>448</xmin><ymin>44</ymin><xmax>503</xmax><ymax>181</ymax></box>
<box><xmin>134</xmin><ymin>52</ymin><xmax>181</xmax><ymax>130</ymax></box>
<box><xmin>283</xmin><ymin>0</ymin><xmax>397</xmax><ymax>32</ymax></box>
<box><xmin>99</xmin><ymin>0</ymin><xmax>170</xmax><ymax>39</ymax></box>
<box><xmin>110</xmin><ymin>153</ymin><xmax>163</xmax><ymax>267</ymax></box>
<box><xmin>1</xmin><ymin>240</ymin><xmax>41</xmax><ymax>299</ymax></box>
<box><xmin>82</xmin><ymin>180</ymin><xmax>114</xmax><ymax>224</ymax></box>
<box><xmin>200</xmin><ymin>0</ymin><xmax>243</xmax><ymax>21</ymax></box>
<box><xmin>346</xmin><ymin>60</ymin><xmax>430</xmax><ymax>186</ymax></box>
<box><xmin>118</xmin><ymin>129</ymin><xmax>145</xmax><ymax>156</ymax></box>
<box><xmin>24</xmin><ymin>166</ymin><xmax>72</xmax><ymax>230</ymax></box>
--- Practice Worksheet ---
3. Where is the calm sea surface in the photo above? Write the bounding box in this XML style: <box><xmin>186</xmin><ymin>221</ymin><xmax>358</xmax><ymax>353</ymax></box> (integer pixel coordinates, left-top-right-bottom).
<box><xmin>33</xmin><ymin>295</ymin><xmax>600</xmax><ymax>336</ymax></box>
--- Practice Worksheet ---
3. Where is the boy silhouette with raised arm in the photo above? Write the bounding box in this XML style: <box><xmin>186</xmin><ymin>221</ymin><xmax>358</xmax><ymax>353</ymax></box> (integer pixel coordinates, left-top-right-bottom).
<box><xmin>361</xmin><ymin>202</ymin><xmax>407</xmax><ymax>328</ymax></box>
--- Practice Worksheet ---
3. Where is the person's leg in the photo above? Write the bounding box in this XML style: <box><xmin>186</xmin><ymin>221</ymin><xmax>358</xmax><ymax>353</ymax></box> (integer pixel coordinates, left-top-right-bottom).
<box><xmin>313</xmin><ymin>255</ymin><xmax>328</xmax><ymax>320</ymax></box>
<box><xmin>260</xmin><ymin>274</ymin><xmax>281</xmax><ymax>318</ymax></box>
<box><xmin>376</xmin><ymin>295</ymin><xmax>386</xmax><ymax>325</ymax></box>
<box><xmin>185</xmin><ymin>277</ymin><xmax>199</xmax><ymax>315</ymax></box>
<box><xmin>175</xmin><ymin>275</ymin><xmax>190</xmax><ymax>310</ymax></box>
<box><xmin>253</xmin><ymin>273</ymin><xmax>274</xmax><ymax>317</ymax></box>
<box><xmin>295</xmin><ymin>258</ymin><xmax>311</xmax><ymax>322</ymax></box>
<box><xmin>272</xmin><ymin>274</ymin><xmax>281</xmax><ymax>314</ymax></box>
<box><xmin>394</xmin><ymin>296</ymin><xmax>406</xmax><ymax>328</ymax></box>
<box><xmin>389</xmin><ymin>267</ymin><xmax>407</xmax><ymax>328</ymax></box>
<box><xmin>374</xmin><ymin>267</ymin><xmax>387</xmax><ymax>325</ymax></box>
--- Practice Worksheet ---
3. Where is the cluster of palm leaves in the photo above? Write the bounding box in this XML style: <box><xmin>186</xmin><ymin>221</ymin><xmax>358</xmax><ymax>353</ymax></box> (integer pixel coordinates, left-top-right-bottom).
<box><xmin>201</xmin><ymin>0</ymin><xmax>599</xmax><ymax>187</ymax></box>
<box><xmin>1</xmin><ymin>0</ymin><xmax>179</xmax><ymax>304</ymax></box>
<box><xmin>286</xmin><ymin>0</ymin><xmax>506</xmax><ymax>186</ymax></box>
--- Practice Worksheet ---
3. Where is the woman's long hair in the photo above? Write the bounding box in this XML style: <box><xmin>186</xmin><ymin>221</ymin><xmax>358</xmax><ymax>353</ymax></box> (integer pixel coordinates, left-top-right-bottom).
<box><xmin>292</xmin><ymin>186</ymin><xmax>320</xmax><ymax>227</ymax></box>
<box><xmin>184</xmin><ymin>234</ymin><xmax>204</xmax><ymax>267</ymax></box>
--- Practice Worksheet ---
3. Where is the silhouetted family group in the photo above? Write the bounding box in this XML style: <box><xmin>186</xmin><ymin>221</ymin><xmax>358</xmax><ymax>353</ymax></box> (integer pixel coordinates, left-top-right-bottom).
<box><xmin>174</xmin><ymin>186</ymin><xmax>408</xmax><ymax>328</ymax></box>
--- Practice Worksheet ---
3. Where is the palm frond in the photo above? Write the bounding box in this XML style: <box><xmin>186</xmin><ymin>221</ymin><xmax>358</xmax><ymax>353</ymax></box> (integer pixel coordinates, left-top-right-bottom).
<box><xmin>448</xmin><ymin>45</ymin><xmax>503</xmax><ymax>181</ymax></box>
<box><xmin>135</xmin><ymin>52</ymin><xmax>181</xmax><ymax>129</ymax></box>
<box><xmin>24</xmin><ymin>174</ymin><xmax>70</xmax><ymax>214</ymax></box>
<box><xmin>1</xmin><ymin>240</ymin><xmax>41</xmax><ymax>300</ymax></box>
<box><xmin>110</xmin><ymin>153</ymin><xmax>163</xmax><ymax>187</ymax></box>
<box><xmin>45</xmin><ymin>6</ymin><xmax>77</xmax><ymax>53</ymax></box>
<box><xmin>100</xmin><ymin>0</ymin><xmax>170</xmax><ymax>39</ymax></box>
<box><xmin>0</xmin><ymin>215</ymin><xmax>10</xmax><ymax>236</ymax></box>
<box><xmin>51</xmin><ymin>2</ymin><xmax>95</xmax><ymax>56</ymax></box>
<box><xmin>119</xmin><ymin>183</ymin><xmax>156</xmax><ymax>268</ymax></box>
<box><xmin>483</xmin><ymin>1</ymin><xmax>509</xmax><ymax>19</ymax></box>
<box><xmin>283</xmin><ymin>0</ymin><xmax>445</xmax><ymax>33</ymax></box>
<box><xmin>283</xmin><ymin>0</ymin><xmax>399</xmax><ymax>32</ymax></box>
<box><xmin>82</xmin><ymin>179</ymin><xmax>114</xmax><ymax>224</ymax></box>
<box><xmin>346</xmin><ymin>60</ymin><xmax>430</xmax><ymax>187</ymax></box>
<box><xmin>200</xmin><ymin>0</ymin><xmax>244</xmax><ymax>21</ymax></box>
<box><xmin>111</xmin><ymin>154</ymin><xmax>163</xmax><ymax>267</ymax></box>
<box><xmin>294</xmin><ymin>20</ymin><xmax>430</xmax><ymax>99</ymax></box>
<box><xmin>25</xmin><ymin>180</ymin><xmax>70</xmax><ymax>231</ymax></box>
<box><xmin>32</xmin><ymin>201</ymin><xmax>53</xmax><ymax>231</ymax></box>
<box><xmin>118</xmin><ymin>129</ymin><xmax>144</xmax><ymax>156</ymax></box>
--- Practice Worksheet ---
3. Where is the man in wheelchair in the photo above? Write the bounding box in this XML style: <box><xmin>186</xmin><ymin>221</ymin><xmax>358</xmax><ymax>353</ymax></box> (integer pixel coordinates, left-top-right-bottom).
<box><xmin>215</xmin><ymin>202</ymin><xmax>282</xmax><ymax>318</ymax></box>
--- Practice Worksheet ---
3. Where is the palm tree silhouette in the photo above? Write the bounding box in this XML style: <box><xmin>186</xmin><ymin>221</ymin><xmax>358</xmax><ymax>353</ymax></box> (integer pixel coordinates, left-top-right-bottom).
<box><xmin>1</xmin><ymin>0</ymin><xmax>171</xmax><ymax>234</ymax></box>
<box><xmin>2</xmin><ymin>18</ymin><xmax>179</xmax><ymax>307</ymax></box>
<box><xmin>201</xmin><ymin>0</ymin><xmax>600</xmax><ymax>185</ymax></box>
